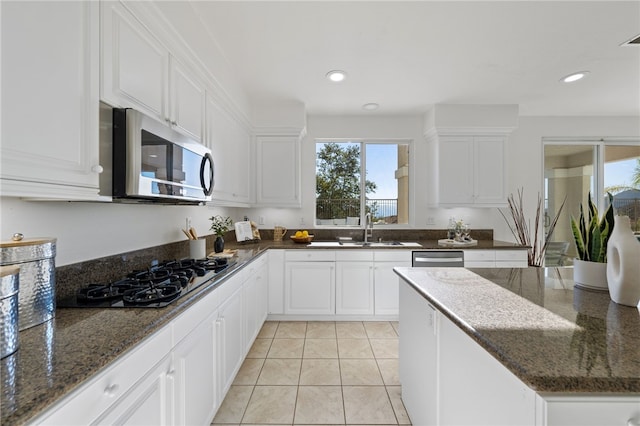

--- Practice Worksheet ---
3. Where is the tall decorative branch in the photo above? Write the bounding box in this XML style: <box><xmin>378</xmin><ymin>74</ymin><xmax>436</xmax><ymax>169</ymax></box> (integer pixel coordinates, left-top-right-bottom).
<box><xmin>499</xmin><ymin>189</ymin><xmax>566</xmax><ymax>267</ymax></box>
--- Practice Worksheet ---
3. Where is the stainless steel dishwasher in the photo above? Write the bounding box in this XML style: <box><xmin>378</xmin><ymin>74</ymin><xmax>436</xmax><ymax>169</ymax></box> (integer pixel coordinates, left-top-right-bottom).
<box><xmin>412</xmin><ymin>250</ymin><xmax>464</xmax><ymax>267</ymax></box>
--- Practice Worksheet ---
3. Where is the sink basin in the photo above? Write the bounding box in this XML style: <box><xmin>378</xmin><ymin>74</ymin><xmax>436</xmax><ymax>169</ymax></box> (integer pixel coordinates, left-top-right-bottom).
<box><xmin>307</xmin><ymin>241</ymin><xmax>422</xmax><ymax>248</ymax></box>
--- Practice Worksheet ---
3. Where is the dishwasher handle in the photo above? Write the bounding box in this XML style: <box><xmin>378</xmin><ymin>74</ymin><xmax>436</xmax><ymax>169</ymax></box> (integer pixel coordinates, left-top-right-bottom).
<box><xmin>412</xmin><ymin>250</ymin><xmax>464</xmax><ymax>267</ymax></box>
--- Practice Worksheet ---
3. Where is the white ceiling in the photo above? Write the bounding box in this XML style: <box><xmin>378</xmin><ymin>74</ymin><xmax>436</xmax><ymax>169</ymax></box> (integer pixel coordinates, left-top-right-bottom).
<box><xmin>180</xmin><ymin>1</ymin><xmax>640</xmax><ymax>117</ymax></box>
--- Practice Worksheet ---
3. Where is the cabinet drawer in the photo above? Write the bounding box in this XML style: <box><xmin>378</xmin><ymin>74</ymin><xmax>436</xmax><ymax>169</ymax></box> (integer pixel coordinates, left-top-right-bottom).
<box><xmin>464</xmin><ymin>250</ymin><xmax>495</xmax><ymax>261</ymax></box>
<box><xmin>337</xmin><ymin>250</ymin><xmax>374</xmax><ymax>262</ymax></box>
<box><xmin>543</xmin><ymin>396</ymin><xmax>640</xmax><ymax>426</ymax></box>
<box><xmin>173</xmin><ymin>288</ymin><xmax>219</xmax><ymax>345</ymax></box>
<box><xmin>495</xmin><ymin>250</ymin><xmax>528</xmax><ymax>262</ymax></box>
<box><xmin>37</xmin><ymin>326</ymin><xmax>172</xmax><ymax>425</ymax></box>
<box><xmin>285</xmin><ymin>250</ymin><xmax>335</xmax><ymax>262</ymax></box>
<box><xmin>374</xmin><ymin>250</ymin><xmax>411</xmax><ymax>262</ymax></box>
<box><xmin>216</xmin><ymin>272</ymin><xmax>244</xmax><ymax>306</ymax></box>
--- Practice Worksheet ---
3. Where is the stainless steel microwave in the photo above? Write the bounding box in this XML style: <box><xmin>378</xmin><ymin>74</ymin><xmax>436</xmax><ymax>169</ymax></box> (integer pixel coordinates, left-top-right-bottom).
<box><xmin>104</xmin><ymin>108</ymin><xmax>214</xmax><ymax>204</ymax></box>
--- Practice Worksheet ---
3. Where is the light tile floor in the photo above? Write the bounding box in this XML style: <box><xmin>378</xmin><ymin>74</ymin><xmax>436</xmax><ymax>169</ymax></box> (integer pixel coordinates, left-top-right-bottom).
<box><xmin>212</xmin><ymin>320</ymin><xmax>411</xmax><ymax>426</ymax></box>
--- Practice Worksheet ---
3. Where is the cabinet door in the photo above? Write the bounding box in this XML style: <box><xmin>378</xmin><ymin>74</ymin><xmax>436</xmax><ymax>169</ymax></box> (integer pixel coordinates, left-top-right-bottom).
<box><xmin>438</xmin><ymin>314</ymin><xmax>536</xmax><ymax>426</ymax></box>
<box><xmin>206</xmin><ymin>93</ymin><xmax>251</xmax><ymax>204</ymax></box>
<box><xmin>336</xmin><ymin>262</ymin><xmax>374</xmax><ymax>315</ymax></box>
<box><xmin>244</xmin><ymin>272</ymin><xmax>260</xmax><ymax>352</ymax></box>
<box><xmin>268</xmin><ymin>250</ymin><xmax>285</xmax><ymax>314</ymax></box>
<box><xmin>173</xmin><ymin>313</ymin><xmax>217</xmax><ymax>426</ymax></box>
<box><xmin>256</xmin><ymin>136</ymin><xmax>301</xmax><ymax>207</ymax></box>
<box><xmin>93</xmin><ymin>356</ymin><xmax>173</xmax><ymax>426</ymax></box>
<box><xmin>101</xmin><ymin>0</ymin><xmax>168</xmax><ymax>121</ymax></box>
<box><xmin>399</xmin><ymin>282</ymin><xmax>438</xmax><ymax>426</ymax></box>
<box><xmin>217</xmin><ymin>285</ymin><xmax>244</xmax><ymax>396</ymax></box>
<box><xmin>374</xmin><ymin>260</ymin><xmax>410</xmax><ymax>316</ymax></box>
<box><xmin>1</xmin><ymin>1</ymin><xmax>100</xmax><ymax>199</ymax></box>
<box><xmin>169</xmin><ymin>56</ymin><xmax>204</xmax><ymax>142</ymax></box>
<box><xmin>285</xmin><ymin>262</ymin><xmax>335</xmax><ymax>315</ymax></box>
<box><xmin>474</xmin><ymin>136</ymin><xmax>507</xmax><ymax>205</ymax></box>
<box><xmin>464</xmin><ymin>249</ymin><xmax>496</xmax><ymax>268</ymax></box>
<box><xmin>437</xmin><ymin>136</ymin><xmax>474</xmax><ymax>205</ymax></box>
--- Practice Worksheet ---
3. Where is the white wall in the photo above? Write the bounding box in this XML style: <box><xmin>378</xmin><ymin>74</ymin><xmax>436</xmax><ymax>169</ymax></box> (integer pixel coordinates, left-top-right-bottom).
<box><xmin>500</xmin><ymin>115</ymin><xmax>640</xmax><ymax>242</ymax></box>
<box><xmin>0</xmin><ymin>198</ymin><xmax>235</xmax><ymax>266</ymax></box>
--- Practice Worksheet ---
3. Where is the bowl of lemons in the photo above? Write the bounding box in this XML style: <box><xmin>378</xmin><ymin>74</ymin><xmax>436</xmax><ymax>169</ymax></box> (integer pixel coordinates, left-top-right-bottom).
<box><xmin>290</xmin><ymin>230</ymin><xmax>314</xmax><ymax>244</ymax></box>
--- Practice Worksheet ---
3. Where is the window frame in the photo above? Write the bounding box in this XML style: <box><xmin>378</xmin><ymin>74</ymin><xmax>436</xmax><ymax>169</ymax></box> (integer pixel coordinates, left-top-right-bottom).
<box><xmin>314</xmin><ymin>138</ymin><xmax>413</xmax><ymax>229</ymax></box>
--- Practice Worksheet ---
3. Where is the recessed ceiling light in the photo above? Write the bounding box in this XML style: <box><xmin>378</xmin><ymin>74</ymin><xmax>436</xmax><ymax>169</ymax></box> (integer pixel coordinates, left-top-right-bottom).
<box><xmin>326</xmin><ymin>70</ymin><xmax>347</xmax><ymax>82</ymax></box>
<box><xmin>561</xmin><ymin>71</ymin><xmax>589</xmax><ymax>83</ymax></box>
<box><xmin>362</xmin><ymin>103</ymin><xmax>379</xmax><ymax>111</ymax></box>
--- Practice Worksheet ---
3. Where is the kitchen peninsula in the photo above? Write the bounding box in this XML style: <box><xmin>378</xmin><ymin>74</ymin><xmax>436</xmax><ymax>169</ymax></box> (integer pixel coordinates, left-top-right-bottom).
<box><xmin>395</xmin><ymin>266</ymin><xmax>640</xmax><ymax>426</ymax></box>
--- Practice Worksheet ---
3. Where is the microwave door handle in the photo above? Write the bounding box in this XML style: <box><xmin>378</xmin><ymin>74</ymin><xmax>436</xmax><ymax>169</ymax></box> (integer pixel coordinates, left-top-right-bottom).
<box><xmin>200</xmin><ymin>153</ymin><xmax>214</xmax><ymax>196</ymax></box>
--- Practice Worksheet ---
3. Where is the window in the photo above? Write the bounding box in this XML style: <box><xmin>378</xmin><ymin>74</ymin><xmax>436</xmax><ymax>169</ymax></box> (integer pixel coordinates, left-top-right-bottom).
<box><xmin>315</xmin><ymin>140</ymin><xmax>410</xmax><ymax>226</ymax></box>
<box><xmin>543</xmin><ymin>140</ymin><xmax>640</xmax><ymax>264</ymax></box>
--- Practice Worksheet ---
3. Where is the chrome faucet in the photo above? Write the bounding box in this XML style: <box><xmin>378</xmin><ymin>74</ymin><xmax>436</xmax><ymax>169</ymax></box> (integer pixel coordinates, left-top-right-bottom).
<box><xmin>364</xmin><ymin>213</ymin><xmax>373</xmax><ymax>244</ymax></box>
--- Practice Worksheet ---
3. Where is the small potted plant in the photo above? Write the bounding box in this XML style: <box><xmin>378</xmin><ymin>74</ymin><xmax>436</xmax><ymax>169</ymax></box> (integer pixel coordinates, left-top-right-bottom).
<box><xmin>209</xmin><ymin>215</ymin><xmax>233</xmax><ymax>253</ymax></box>
<box><xmin>570</xmin><ymin>192</ymin><xmax>614</xmax><ymax>290</ymax></box>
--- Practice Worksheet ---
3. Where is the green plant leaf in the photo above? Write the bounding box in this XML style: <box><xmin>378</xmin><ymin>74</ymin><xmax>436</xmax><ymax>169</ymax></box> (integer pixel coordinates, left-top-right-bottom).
<box><xmin>590</xmin><ymin>223</ymin><xmax>602</xmax><ymax>262</ymax></box>
<box><xmin>570</xmin><ymin>215</ymin><xmax>586</xmax><ymax>260</ymax></box>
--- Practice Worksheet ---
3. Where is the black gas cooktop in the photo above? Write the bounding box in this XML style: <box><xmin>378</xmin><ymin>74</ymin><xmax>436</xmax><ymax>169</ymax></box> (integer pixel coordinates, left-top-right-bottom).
<box><xmin>58</xmin><ymin>258</ymin><xmax>236</xmax><ymax>308</ymax></box>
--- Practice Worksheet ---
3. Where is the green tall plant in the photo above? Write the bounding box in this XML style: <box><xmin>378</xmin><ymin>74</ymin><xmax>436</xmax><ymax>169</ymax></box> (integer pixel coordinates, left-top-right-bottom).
<box><xmin>570</xmin><ymin>192</ymin><xmax>615</xmax><ymax>263</ymax></box>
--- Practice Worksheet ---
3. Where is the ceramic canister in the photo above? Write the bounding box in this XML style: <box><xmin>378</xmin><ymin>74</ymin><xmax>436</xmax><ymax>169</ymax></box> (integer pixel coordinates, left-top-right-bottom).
<box><xmin>606</xmin><ymin>215</ymin><xmax>640</xmax><ymax>307</ymax></box>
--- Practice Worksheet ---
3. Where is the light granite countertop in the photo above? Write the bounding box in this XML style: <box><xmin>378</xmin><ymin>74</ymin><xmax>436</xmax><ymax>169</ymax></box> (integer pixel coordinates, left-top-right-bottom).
<box><xmin>394</xmin><ymin>266</ymin><xmax>640</xmax><ymax>394</ymax></box>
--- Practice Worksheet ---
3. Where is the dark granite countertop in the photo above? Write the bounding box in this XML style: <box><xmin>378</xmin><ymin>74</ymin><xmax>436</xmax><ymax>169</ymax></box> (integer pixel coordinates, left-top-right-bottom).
<box><xmin>1</xmin><ymin>248</ymin><xmax>267</xmax><ymax>425</ymax></box>
<box><xmin>229</xmin><ymin>237</ymin><xmax>527</xmax><ymax>250</ymax></box>
<box><xmin>394</xmin><ymin>266</ymin><xmax>640</xmax><ymax>394</ymax></box>
<box><xmin>1</xmin><ymin>236</ymin><xmax>527</xmax><ymax>425</ymax></box>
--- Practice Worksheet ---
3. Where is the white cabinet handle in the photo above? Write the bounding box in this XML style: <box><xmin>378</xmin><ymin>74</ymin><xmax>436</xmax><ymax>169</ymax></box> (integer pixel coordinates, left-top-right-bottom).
<box><xmin>104</xmin><ymin>383</ymin><xmax>119</xmax><ymax>397</ymax></box>
<box><xmin>91</xmin><ymin>165</ymin><xmax>104</xmax><ymax>174</ymax></box>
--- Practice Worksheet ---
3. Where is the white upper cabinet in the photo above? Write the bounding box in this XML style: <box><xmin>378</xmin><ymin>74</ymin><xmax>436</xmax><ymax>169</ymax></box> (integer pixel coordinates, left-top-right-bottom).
<box><xmin>101</xmin><ymin>1</ymin><xmax>204</xmax><ymax>142</ymax></box>
<box><xmin>428</xmin><ymin>134</ymin><xmax>508</xmax><ymax>207</ymax></box>
<box><xmin>206</xmin><ymin>94</ymin><xmax>251</xmax><ymax>205</ymax></box>
<box><xmin>425</xmin><ymin>104</ymin><xmax>517</xmax><ymax>208</ymax></box>
<box><xmin>168</xmin><ymin>56</ymin><xmax>205</xmax><ymax>142</ymax></box>
<box><xmin>0</xmin><ymin>1</ymin><xmax>101</xmax><ymax>200</ymax></box>
<box><xmin>255</xmin><ymin>136</ymin><xmax>301</xmax><ymax>207</ymax></box>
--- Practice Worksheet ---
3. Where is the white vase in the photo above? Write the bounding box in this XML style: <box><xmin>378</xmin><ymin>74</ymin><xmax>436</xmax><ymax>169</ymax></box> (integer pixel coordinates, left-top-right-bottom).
<box><xmin>573</xmin><ymin>258</ymin><xmax>608</xmax><ymax>291</ymax></box>
<box><xmin>606</xmin><ymin>215</ymin><xmax>640</xmax><ymax>307</ymax></box>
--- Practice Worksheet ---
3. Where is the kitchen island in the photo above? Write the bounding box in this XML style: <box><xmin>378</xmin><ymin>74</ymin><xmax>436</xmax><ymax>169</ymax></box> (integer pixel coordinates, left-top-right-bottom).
<box><xmin>395</xmin><ymin>266</ymin><xmax>640</xmax><ymax>426</ymax></box>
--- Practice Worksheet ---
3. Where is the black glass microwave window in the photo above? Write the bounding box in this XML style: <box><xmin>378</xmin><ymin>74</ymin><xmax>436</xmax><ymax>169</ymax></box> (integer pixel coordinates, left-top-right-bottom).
<box><xmin>140</xmin><ymin>130</ymin><xmax>211</xmax><ymax>198</ymax></box>
<box><xmin>141</xmin><ymin>130</ymin><xmax>172</xmax><ymax>195</ymax></box>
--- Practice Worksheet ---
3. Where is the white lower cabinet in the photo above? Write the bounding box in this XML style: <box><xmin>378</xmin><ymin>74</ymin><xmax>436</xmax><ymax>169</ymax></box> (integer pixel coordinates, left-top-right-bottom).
<box><xmin>284</xmin><ymin>250</ymin><xmax>336</xmax><ymax>315</ymax></box>
<box><xmin>281</xmin><ymin>249</ymin><xmax>411</xmax><ymax>318</ymax></box>
<box><xmin>464</xmin><ymin>249</ymin><xmax>528</xmax><ymax>268</ymax></box>
<box><xmin>285</xmin><ymin>261</ymin><xmax>335</xmax><ymax>315</ymax></box>
<box><xmin>268</xmin><ymin>250</ymin><xmax>285</xmax><ymax>314</ymax></box>
<box><xmin>336</xmin><ymin>252</ymin><xmax>374</xmax><ymax>315</ymax></box>
<box><xmin>399</xmin><ymin>283</ymin><xmax>438</xmax><ymax>426</ymax></box>
<box><xmin>94</xmin><ymin>355</ymin><xmax>173</xmax><ymax>426</ymax></box>
<box><xmin>539</xmin><ymin>396</ymin><xmax>640</xmax><ymax>426</ymax></box>
<box><xmin>244</xmin><ymin>256</ymin><xmax>269</xmax><ymax>352</ymax></box>
<box><xmin>217</xmin><ymin>279</ymin><xmax>246</xmax><ymax>397</ymax></box>
<box><xmin>173</xmin><ymin>311</ymin><xmax>218</xmax><ymax>426</ymax></box>
<box><xmin>34</xmin><ymin>254</ymin><xmax>270</xmax><ymax>425</ymax></box>
<box><xmin>400</xmin><ymin>280</ymin><xmax>536</xmax><ymax>426</ymax></box>
<box><xmin>374</xmin><ymin>251</ymin><xmax>411</xmax><ymax>315</ymax></box>
<box><xmin>399</xmin><ymin>279</ymin><xmax>640</xmax><ymax>426</ymax></box>
<box><xmin>438</xmin><ymin>315</ymin><xmax>536</xmax><ymax>426</ymax></box>
<box><xmin>34</xmin><ymin>326</ymin><xmax>173</xmax><ymax>425</ymax></box>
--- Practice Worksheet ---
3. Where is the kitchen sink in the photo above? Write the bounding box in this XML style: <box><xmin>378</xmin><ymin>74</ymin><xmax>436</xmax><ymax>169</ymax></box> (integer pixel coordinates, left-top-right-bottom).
<box><xmin>307</xmin><ymin>241</ymin><xmax>422</xmax><ymax>248</ymax></box>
